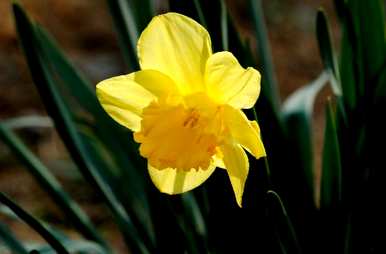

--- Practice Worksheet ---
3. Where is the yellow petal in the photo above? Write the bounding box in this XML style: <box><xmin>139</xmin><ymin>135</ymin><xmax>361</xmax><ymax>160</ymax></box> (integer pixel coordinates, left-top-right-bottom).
<box><xmin>205</xmin><ymin>51</ymin><xmax>261</xmax><ymax>109</ymax></box>
<box><xmin>96</xmin><ymin>75</ymin><xmax>155</xmax><ymax>131</ymax></box>
<box><xmin>213</xmin><ymin>150</ymin><xmax>226</xmax><ymax>169</ymax></box>
<box><xmin>137</xmin><ymin>13</ymin><xmax>212</xmax><ymax>94</ymax></box>
<box><xmin>127</xmin><ymin>70</ymin><xmax>178</xmax><ymax>99</ymax></box>
<box><xmin>221</xmin><ymin>143</ymin><xmax>249</xmax><ymax>207</ymax></box>
<box><xmin>148</xmin><ymin>164</ymin><xmax>216</xmax><ymax>194</ymax></box>
<box><xmin>96</xmin><ymin>70</ymin><xmax>177</xmax><ymax>132</ymax></box>
<box><xmin>223</xmin><ymin>105</ymin><xmax>266</xmax><ymax>159</ymax></box>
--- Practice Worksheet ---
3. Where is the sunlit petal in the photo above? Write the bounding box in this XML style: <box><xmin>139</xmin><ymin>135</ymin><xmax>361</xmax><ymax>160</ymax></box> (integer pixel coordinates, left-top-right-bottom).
<box><xmin>221</xmin><ymin>143</ymin><xmax>249</xmax><ymax>207</ymax></box>
<box><xmin>138</xmin><ymin>12</ymin><xmax>212</xmax><ymax>94</ymax></box>
<box><xmin>223</xmin><ymin>105</ymin><xmax>266</xmax><ymax>159</ymax></box>
<box><xmin>127</xmin><ymin>69</ymin><xmax>179</xmax><ymax>99</ymax></box>
<box><xmin>205</xmin><ymin>51</ymin><xmax>261</xmax><ymax>109</ymax></box>
<box><xmin>148</xmin><ymin>164</ymin><xmax>216</xmax><ymax>194</ymax></box>
<box><xmin>96</xmin><ymin>75</ymin><xmax>155</xmax><ymax>131</ymax></box>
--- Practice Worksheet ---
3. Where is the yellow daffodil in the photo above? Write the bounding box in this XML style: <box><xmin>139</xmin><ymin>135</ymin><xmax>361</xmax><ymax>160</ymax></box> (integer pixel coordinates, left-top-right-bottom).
<box><xmin>96</xmin><ymin>12</ymin><xmax>266</xmax><ymax>207</ymax></box>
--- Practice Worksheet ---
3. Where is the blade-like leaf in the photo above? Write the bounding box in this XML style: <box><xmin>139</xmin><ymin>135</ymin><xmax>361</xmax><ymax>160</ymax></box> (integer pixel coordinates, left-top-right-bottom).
<box><xmin>2</xmin><ymin>115</ymin><xmax>52</xmax><ymax>129</ymax></box>
<box><xmin>350</xmin><ymin>0</ymin><xmax>385</xmax><ymax>86</ymax></box>
<box><xmin>179</xmin><ymin>193</ymin><xmax>209</xmax><ymax>253</ymax></box>
<box><xmin>12</xmin><ymin>4</ymin><xmax>150</xmax><ymax>253</ymax></box>
<box><xmin>282</xmin><ymin>72</ymin><xmax>330</xmax><ymax>198</ymax></box>
<box><xmin>320</xmin><ymin>99</ymin><xmax>342</xmax><ymax>209</ymax></box>
<box><xmin>105</xmin><ymin>0</ymin><xmax>154</xmax><ymax>70</ymax></box>
<box><xmin>374</xmin><ymin>64</ymin><xmax>386</xmax><ymax>102</ymax></box>
<box><xmin>0</xmin><ymin>223</ymin><xmax>29</xmax><ymax>254</ymax></box>
<box><xmin>33</xmin><ymin>26</ymin><xmax>100</xmax><ymax>116</ymax></box>
<box><xmin>266</xmin><ymin>190</ymin><xmax>301</xmax><ymax>254</ymax></box>
<box><xmin>247</xmin><ymin>0</ymin><xmax>280</xmax><ymax>113</ymax></box>
<box><xmin>220</xmin><ymin>0</ymin><xmax>228</xmax><ymax>51</ymax></box>
<box><xmin>105</xmin><ymin>0</ymin><xmax>138</xmax><ymax>70</ymax></box>
<box><xmin>316</xmin><ymin>9</ymin><xmax>341</xmax><ymax>96</ymax></box>
<box><xmin>0</xmin><ymin>123</ymin><xmax>109</xmax><ymax>250</ymax></box>
<box><xmin>339</xmin><ymin>21</ymin><xmax>358</xmax><ymax>109</ymax></box>
<box><xmin>181</xmin><ymin>193</ymin><xmax>206</xmax><ymax>238</ymax></box>
<box><xmin>192</xmin><ymin>0</ymin><xmax>207</xmax><ymax>28</ymax></box>
<box><xmin>34</xmin><ymin>24</ymin><xmax>154</xmax><ymax>241</ymax></box>
<box><xmin>33</xmin><ymin>240</ymin><xmax>106</xmax><ymax>254</ymax></box>
<box><xmin>0</xmin><ymin>193</ymin><xmax>70</xmax><ymax>254</ymax></box>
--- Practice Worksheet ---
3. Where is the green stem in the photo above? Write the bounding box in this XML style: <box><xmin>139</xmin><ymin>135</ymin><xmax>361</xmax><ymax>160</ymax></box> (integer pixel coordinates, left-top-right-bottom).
<box><xmin>249</xmin><ymin>0</ymin><xmax>280</xmax><ymax>113</ymax></box>
<box><xmin>264</xmin><ymin>157</ymin><xmax>272</xmax><ymax>187</ymax></box>
<box><xmin>252</xmin><ymin>107</ymin><xmax>271</xmax><ymax>187</ymax></box>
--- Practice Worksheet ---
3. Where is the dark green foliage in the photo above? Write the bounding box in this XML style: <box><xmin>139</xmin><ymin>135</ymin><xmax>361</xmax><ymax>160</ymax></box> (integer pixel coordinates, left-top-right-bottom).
<box><xmin>1</xmin><ymin>0</ymin><xmax>385</xmax><ymax>253</ymax></box>
<box><xmin>0</xmin><ymin>193</ymin><xmax>70</xmax><ymax>254</ymax></box>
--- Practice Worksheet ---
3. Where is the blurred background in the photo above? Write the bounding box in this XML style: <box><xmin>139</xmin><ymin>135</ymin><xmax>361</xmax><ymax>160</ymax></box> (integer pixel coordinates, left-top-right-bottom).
<box><xmin>0</xmin><ymin>0</ymin><xmax>337</xmax><ymax>252</ymax></box>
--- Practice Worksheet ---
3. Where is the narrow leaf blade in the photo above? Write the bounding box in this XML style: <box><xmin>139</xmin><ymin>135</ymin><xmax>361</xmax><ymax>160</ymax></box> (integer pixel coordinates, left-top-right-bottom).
<box><xmin>320</xmin><ymin>100</ymin><xmax>342</xmax><ymax>209</ymax></box>
<box><xmin>282</xmin><ymin>72</ymin><xmax>330</xmax><ymax>201</ymax></box>
<box><xmin>12</xmin><ymin>4</ymin><xmax>150</xmax><ymax>253</ymax></box>
<box><xmin>0</xmin><ymin>123</ymin><xmax>109</xmax><ymax>250</ymax></box>
<box><xmin>0</xmin><ymin>193</ymin><xmax>70</xmax><ymax>254</ymax></box>
<box><xmin>316</xmin><ymin>9</ymin><xmax>341</xmax><ymax>96</ymax></box>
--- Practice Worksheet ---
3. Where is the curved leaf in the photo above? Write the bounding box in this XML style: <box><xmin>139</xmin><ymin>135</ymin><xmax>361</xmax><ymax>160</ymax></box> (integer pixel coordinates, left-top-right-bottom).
<box><xmin>320</xmin><ymin>100</ymin><xmax>342</xmax><ymax>209</ymax></box>
<box><xmin>316</xmin><ymin>9</ymin><xmax>341</xmax><ymax>96</ymax></box>
<box><xmin>0</xmin><ymin>123</ymin><xmax>109</xmax><ymax>250</ymax></box>
<box><xmin>247</xmin><ymin>0</ymin><xmax>280</xmax><ymax>113</ymax></box>
<box><xmin>12</xmin><ymin>4</ymin><xmax>150</xmax><ymax>253</ymax></box>
<box><xmin>266</xmin><ymin>190</ymin><xmax>301</xmax><ymax>254</ymax></box>
<box><xmin>105</xmin><ymin>0</ymin><xmax>154</xmax><ymax>70</ymax></box>
<box><xmin>0</xmin><ymin>193</ymin><xmax>70</xmax><ymax>254</ymax></box>
<box><xmin>282</xmin><ymin>72</ymin><xmax>330</xmax><ymax>198</ymax></box>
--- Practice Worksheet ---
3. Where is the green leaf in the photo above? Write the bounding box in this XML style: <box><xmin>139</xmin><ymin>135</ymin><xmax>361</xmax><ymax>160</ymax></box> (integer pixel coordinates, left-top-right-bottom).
<box><xmin>105</xmin><ymin>0</ymin><xmax>154</xmax><ymax>70</ymax></box>
<box><xmin>316</xmin><ymin>9</ymin><xmax>341</xmax><ymax>96</ymax></box>
<box><xmin>339</xmin><ymin>21</ymin><xmax>358</xmax><ymax>109</ymax></box>
<box><xmin>266</xmin><ymin>190</ymin><xmax>301</xmax><ymax>254</ymax></box>
<box><xmin>340</xmin><ymin>0</ymin><xmax>386</xmax><ymax>107</ymax></box>
<box><xmin>220</xmin><ymin>0</ymin><xmax>228</xmax><ymax>51</ymax></box>
<box><xmin>192</xmin><ymin>0</ymin><xmax>207</xmax><ymax>28</ymax></box>
<box><xmin>105</xmin><ymin>0</ymin><xmax>138</xmax><ymax>70</ymax></box>
<box><xmin>0</xmin><ymin>193</ymin><xmax>70</xmax><ymax>254</ymax></box>
<box><xmin>247</xmin><ymin>0</ymin><xmax>280</xmax><ymax>114</ymax></box>
<box><xmin>374</xmin><ymin>64</ymin><xmax>386</xmax><ymax>102</ymax></box>
<box><xmin>181</xmin><ymin>193</ymin><xmax>208</xmax><ymax>252</ymax></box>
<box><xmin>282</xmin><ymin>72</ymin><xmax>330</xmax><ymax>198</ymax></box>
<box><xmin>181</xmin><ymin>193</ymin><xmax>206</xmax><ymax>238</ymax></box>
<box><xmin>12</xmin><ymin>3</ymin><xmax>150</xmax><ymax>253</ymax></box>
<box><xmin>350</xmin><ymin>0</ymin><xmax>385</xmax><ymax>85</ymax></box>
<box><xmin>33</xmin><ymin>240</ymin><xmax>106</xmax><ymax>254</ymax></box>
<box><xmin>0</xmin><ymin>223</ymin><xmax>29</xmax><ymax>254</ymax></box>
<box><xmin>33</xmin><ymin>26</ymin><xmax>100</xmax><ymax>116</ymax></box>
<box><xmin>320</xmin><ymin>99</ymin><xmax>342</xmax><ymax>209</ymax></box>
<box><xmin>2</xmin><ymin>115</ymin><xmax>52</xmax><ymax>129</ymax></box>
<box><xmin>33</xmin><ymin>23</ymin><xmax>154</xmax><ymax>240</ymax></box>
<box><xmin>0</xmin><ymin>123</ymin><xmax>109</xmax><ymax>251</ymax></box>
<box><xmin>165</xmin><ymin>194</ymin><xmax>208</xmax><ymax>254</ymax></box>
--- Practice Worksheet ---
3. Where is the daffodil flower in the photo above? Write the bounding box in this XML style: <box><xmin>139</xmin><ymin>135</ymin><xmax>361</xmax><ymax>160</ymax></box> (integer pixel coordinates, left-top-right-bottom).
<box><xmin>96</xmin><ymin>12</ymin><xmax>266</xmax><ymax>207</ymax></box>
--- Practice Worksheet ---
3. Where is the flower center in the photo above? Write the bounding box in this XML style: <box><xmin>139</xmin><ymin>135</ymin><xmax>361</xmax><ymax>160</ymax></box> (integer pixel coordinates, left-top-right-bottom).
<box><xmin>134</xmin><ymin>93</ymin><xmax>224</xmax><ymax>171</ymax></box>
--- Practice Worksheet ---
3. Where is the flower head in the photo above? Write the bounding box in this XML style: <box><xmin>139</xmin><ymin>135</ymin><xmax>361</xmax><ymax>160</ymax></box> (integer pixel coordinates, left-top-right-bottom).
<box><xmin>96</xmin><ymin>12</ymin><xmax>266</xmax><ymax>207</ymax></box>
